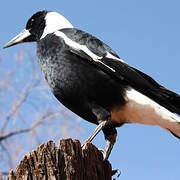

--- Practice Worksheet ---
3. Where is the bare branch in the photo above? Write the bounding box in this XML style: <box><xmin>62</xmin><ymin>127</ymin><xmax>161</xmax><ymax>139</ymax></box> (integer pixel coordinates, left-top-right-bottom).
<box><xmin>1</xmin><ymin>79</ymin><xmax>40</xmax><ymax>133</ymax></box>
<box><xmin>0</xmin><ymin>108</ymin><xmax>61</xmax><ymax>142</ymax></box>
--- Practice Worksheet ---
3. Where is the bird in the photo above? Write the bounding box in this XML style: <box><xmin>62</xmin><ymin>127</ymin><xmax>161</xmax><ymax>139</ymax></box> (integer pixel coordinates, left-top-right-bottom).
<box><xmin>4</xmin><ymin>10</ymin><xmax>180</xmax><ymax>160</ymax></box>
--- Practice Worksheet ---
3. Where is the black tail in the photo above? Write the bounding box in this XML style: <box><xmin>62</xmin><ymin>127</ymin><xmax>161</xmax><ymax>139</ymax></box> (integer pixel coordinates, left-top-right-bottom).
<box><xmin>131</xmin><ymin>66</ymin><xmax>180</xmax><ymax>115</ymax></box>
<box><xmin>159</xmin><ymin>86</ymin><xmax>180</xmax><ymax>115</ymax></box>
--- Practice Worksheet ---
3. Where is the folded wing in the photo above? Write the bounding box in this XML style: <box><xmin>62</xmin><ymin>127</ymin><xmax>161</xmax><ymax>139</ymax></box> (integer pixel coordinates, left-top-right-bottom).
<box><xmin>58</xmin><ymin>28</ymin><xmax>180</xmax><ymax>116</ymax></box>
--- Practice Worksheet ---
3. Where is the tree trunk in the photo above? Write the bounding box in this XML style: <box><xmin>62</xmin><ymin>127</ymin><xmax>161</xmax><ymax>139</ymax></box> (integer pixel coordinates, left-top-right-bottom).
<box><xmin>6</xmin><ymin>139</ymin><xmax>114</xmax><ymax>180</ymax></box>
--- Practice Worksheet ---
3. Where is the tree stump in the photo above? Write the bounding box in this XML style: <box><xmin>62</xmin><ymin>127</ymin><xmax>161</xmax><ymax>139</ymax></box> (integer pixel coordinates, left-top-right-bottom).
<box><xmin>6</xmin><ymin>139</ymin><xmax>113</xmax><ymax>180</ymax></box>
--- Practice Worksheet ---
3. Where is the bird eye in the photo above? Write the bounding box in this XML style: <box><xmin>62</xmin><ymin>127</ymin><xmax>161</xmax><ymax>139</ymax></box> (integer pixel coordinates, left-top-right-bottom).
<box><xmin>28</xmin><ymin>19</ymin><xmax>34</xmax><ymax>27</ymax></box>
<box><xmin>26</xmin><ymin>18</ymin><xmax>35</xmax><ymax>29</ymax></box>
<box><xmin>31</xmin><ymin>19</ymin><xmax>34</xmax><ymax>25</ymax></box>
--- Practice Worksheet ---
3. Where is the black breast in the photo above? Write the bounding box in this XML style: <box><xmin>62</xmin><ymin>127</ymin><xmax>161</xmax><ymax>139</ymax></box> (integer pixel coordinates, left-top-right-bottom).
<box><xmin>37</xmin><ymin>34</ymin><xmax>127</xmax><ymax>124</ymax></box>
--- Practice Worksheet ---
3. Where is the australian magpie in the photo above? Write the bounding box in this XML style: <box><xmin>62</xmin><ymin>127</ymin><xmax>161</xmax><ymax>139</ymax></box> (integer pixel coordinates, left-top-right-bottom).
<box><xmin>4</xmin><ymin>10</ymin><xmax>180</xmax><ymax>160</ymax></box>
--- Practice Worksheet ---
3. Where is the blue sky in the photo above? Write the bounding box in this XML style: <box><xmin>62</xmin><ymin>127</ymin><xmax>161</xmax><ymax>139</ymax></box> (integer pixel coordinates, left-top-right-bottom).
<box><xmin>1</xmin><ymin>0</ymin><xmax>180</xmax><ymax>179</ymax></box>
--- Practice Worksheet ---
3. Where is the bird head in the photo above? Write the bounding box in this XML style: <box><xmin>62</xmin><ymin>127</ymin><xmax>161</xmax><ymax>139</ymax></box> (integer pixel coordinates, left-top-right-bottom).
<box><xmin>4</xmin><ymin>10</ymin><xmax>73</xmax><ymax>48</ymax></box>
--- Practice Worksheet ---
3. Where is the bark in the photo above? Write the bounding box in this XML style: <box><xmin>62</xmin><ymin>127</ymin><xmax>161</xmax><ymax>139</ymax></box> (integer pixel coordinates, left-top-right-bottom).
<box><xmin>6</xmin><ymin>139</ymin><xmax>113</xmax><ymax>180</ymax></box>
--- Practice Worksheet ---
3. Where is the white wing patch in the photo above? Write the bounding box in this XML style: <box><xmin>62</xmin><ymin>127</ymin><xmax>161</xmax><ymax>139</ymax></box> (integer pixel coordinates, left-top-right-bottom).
<box><xmin>105</xmin><ymin>52</ymin><xmax>124</xmax><ymax>62</ymax></box>
<box><xmin>54</xmin><ymin>31</ymin><xmax>116</xmax><ymax>72</ymax></box>
<box><xmin>41</xmin><ymin>12</ymin><xmax>73</xmax><ymax>39</ymax></box>
<box><xmin>111</xmin><ymin>88</ymin><xmax>180</xmax><ymax>137</ymax></box>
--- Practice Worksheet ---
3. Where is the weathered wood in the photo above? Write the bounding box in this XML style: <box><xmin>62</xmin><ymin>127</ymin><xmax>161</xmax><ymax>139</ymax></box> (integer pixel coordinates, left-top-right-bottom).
<box><xmin>6</xmin><ymin>139</ymin><xmax>113</xmax><ymax>180</ymax></box>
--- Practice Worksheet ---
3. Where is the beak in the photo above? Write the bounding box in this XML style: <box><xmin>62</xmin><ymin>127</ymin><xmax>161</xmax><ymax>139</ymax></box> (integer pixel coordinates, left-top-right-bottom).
<box><xmin>3</xmin><ymin>29</ymin><xmax>31</xmax><ymax>49</ymax></box>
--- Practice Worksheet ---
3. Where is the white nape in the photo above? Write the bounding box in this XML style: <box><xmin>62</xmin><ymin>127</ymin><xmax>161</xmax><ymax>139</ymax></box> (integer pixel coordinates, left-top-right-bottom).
<box><xmin>54</xmin><ymin>31</ymin><xmax>116</xmax><ymax>72</ymax></box>
<box><xmin>40</xmin><ymin>12</ymin><xmax>73</xmax><ymax>39</ymax></box>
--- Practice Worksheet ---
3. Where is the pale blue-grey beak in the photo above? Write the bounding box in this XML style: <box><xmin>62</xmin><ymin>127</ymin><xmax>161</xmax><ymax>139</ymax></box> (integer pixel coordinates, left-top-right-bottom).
<box><xmin>3</xmin><ymin>29</ymin><xmax>31</xmax><ymax>49</ymax></box>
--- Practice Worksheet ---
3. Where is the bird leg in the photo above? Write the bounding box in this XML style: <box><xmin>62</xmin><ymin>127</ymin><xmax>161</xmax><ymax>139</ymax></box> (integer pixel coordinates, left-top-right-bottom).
<box><xmin>82</xmin><ymin>120</ymin><xmax>110</xmax><ymax>148</ymax></box>
<box><xmin>82</xmin><ymin>105</ymin><xmax>111</xmax><ymax>148</ymax></box>
<box><xmin>82</xmin><ymin>105</ymin><xmax>117</xmax><ymax>159</ymax></box>
<box><xmin>82</xmin><ymin>119</ymin><xmax>118</xmax><ymax>160</ymax></box>
<box><xmin>103</xmin><ymin>128</ymin><xmax>117</xmax><ymax>160</ymax></box>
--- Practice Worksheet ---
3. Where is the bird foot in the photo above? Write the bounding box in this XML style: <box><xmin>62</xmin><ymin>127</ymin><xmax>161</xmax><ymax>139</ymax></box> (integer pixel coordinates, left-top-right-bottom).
<box><xmin>82</xmin><ymin>142</ymin><xmax>106</xmax><ymax>160</ymax></box>
<box><xmin>112</xmin><ymin>169</ymin><xmax>121</xmax><ymax>179</ymax></box>
<box><xmin>81</xmin><ymin>140</ymin><xmax>91</xmax><ymax>149</ymax></box>
<box><xmin>97</xmin><ymin>147</ymin><xmax>104</xmax><ymax>153</ymax></box>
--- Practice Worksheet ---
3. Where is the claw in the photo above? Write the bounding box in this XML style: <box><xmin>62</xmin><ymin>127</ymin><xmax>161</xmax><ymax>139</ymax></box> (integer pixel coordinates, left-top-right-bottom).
<box><xmin>81</xmin><ymin>140</ymin><xmax>90</xmax><ymax>149</ymax></box>
<box><xmin>97</xmin><ymin>148</ymin><xmax>104</xmax><ymax>154</ymax></box>
<box><xmin>82</xmin><ymin>119</ymin><xmax>117</xmax><ymax>160</ymax></box>
<box><xmin>112</xmin><ymin>169</ymin><xmax>121</xmax><ymax>179</ymax></box>
<box><xmin>103</xmin><ymin>132</ymin><xmax>117</xmax><ymax>160</ymax></box>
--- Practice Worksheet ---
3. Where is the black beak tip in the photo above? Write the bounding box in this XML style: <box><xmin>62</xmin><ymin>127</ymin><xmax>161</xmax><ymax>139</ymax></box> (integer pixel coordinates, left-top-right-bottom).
<box><xmin>3</xmin><ymin>42</ymin><xmax>18</xmax><ymax>49</ymax></box>
<box><xmin>3</xmin><ymin>43</ymin><xmax>11</xmax><ymax>49</ymax></box>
